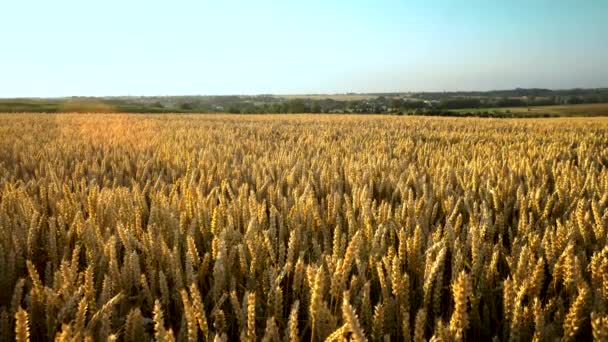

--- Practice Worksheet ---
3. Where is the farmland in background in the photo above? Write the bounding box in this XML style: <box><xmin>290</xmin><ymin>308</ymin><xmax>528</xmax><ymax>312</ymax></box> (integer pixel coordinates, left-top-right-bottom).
<box><xmin>450</xmin><ymin>103</ymin><xmax>608</xmax><ymax>117</ymax></box>
<box><xmin>1</xmin><ymin>88</ymin><xmax>607</xmax><ymax>115</ymax></box>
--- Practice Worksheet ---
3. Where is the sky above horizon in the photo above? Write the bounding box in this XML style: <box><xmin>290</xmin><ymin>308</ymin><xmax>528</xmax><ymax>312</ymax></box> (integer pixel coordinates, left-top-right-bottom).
<box><xmin>1</xmin><ymin>0</ymin><xmax>607</xmax><ymax>97</ymax></box>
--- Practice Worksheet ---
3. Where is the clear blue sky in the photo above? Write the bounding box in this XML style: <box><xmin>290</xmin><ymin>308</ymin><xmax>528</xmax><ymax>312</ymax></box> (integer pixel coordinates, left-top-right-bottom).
<box><xmin>1</xmin><ymin>0</ymin><xmax>607</xmax><ymax>97</ymax></box>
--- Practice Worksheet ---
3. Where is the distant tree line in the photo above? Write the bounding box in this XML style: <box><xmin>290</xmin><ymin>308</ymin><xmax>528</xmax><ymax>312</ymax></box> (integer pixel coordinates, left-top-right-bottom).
<box><xmin>1</xmin><ymin>88</ymin><xmax>607</xmax><ymax>115</ymax></box>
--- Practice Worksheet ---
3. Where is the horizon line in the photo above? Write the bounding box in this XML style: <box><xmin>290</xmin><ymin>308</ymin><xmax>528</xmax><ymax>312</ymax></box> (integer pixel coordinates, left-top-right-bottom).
<box><xmin>2</xmin><ymin>86</ymin><xmax>607</xmax><ymax>100</ymax></box>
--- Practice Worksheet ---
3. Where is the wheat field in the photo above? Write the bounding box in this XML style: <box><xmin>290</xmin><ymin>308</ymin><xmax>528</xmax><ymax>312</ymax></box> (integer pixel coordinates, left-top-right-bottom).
<box><xmin>0</xmin><ymin>113</ymin><xmax>607</xmax><ymax>341</ymax></box>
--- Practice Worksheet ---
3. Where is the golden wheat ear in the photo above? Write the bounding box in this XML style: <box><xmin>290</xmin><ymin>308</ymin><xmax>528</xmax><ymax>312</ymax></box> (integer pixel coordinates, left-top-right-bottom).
<box><xmin>15</xmin><ymin>307</ymin><xmax>29</xmax><ymax>342</ymax></box>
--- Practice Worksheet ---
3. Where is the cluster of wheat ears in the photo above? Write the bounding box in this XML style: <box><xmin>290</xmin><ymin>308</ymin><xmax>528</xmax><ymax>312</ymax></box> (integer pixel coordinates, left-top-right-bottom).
<box><xmin>0</xmin><ymin>114</ymin><xmax>607</xmax><ymax>341</ymax></box>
